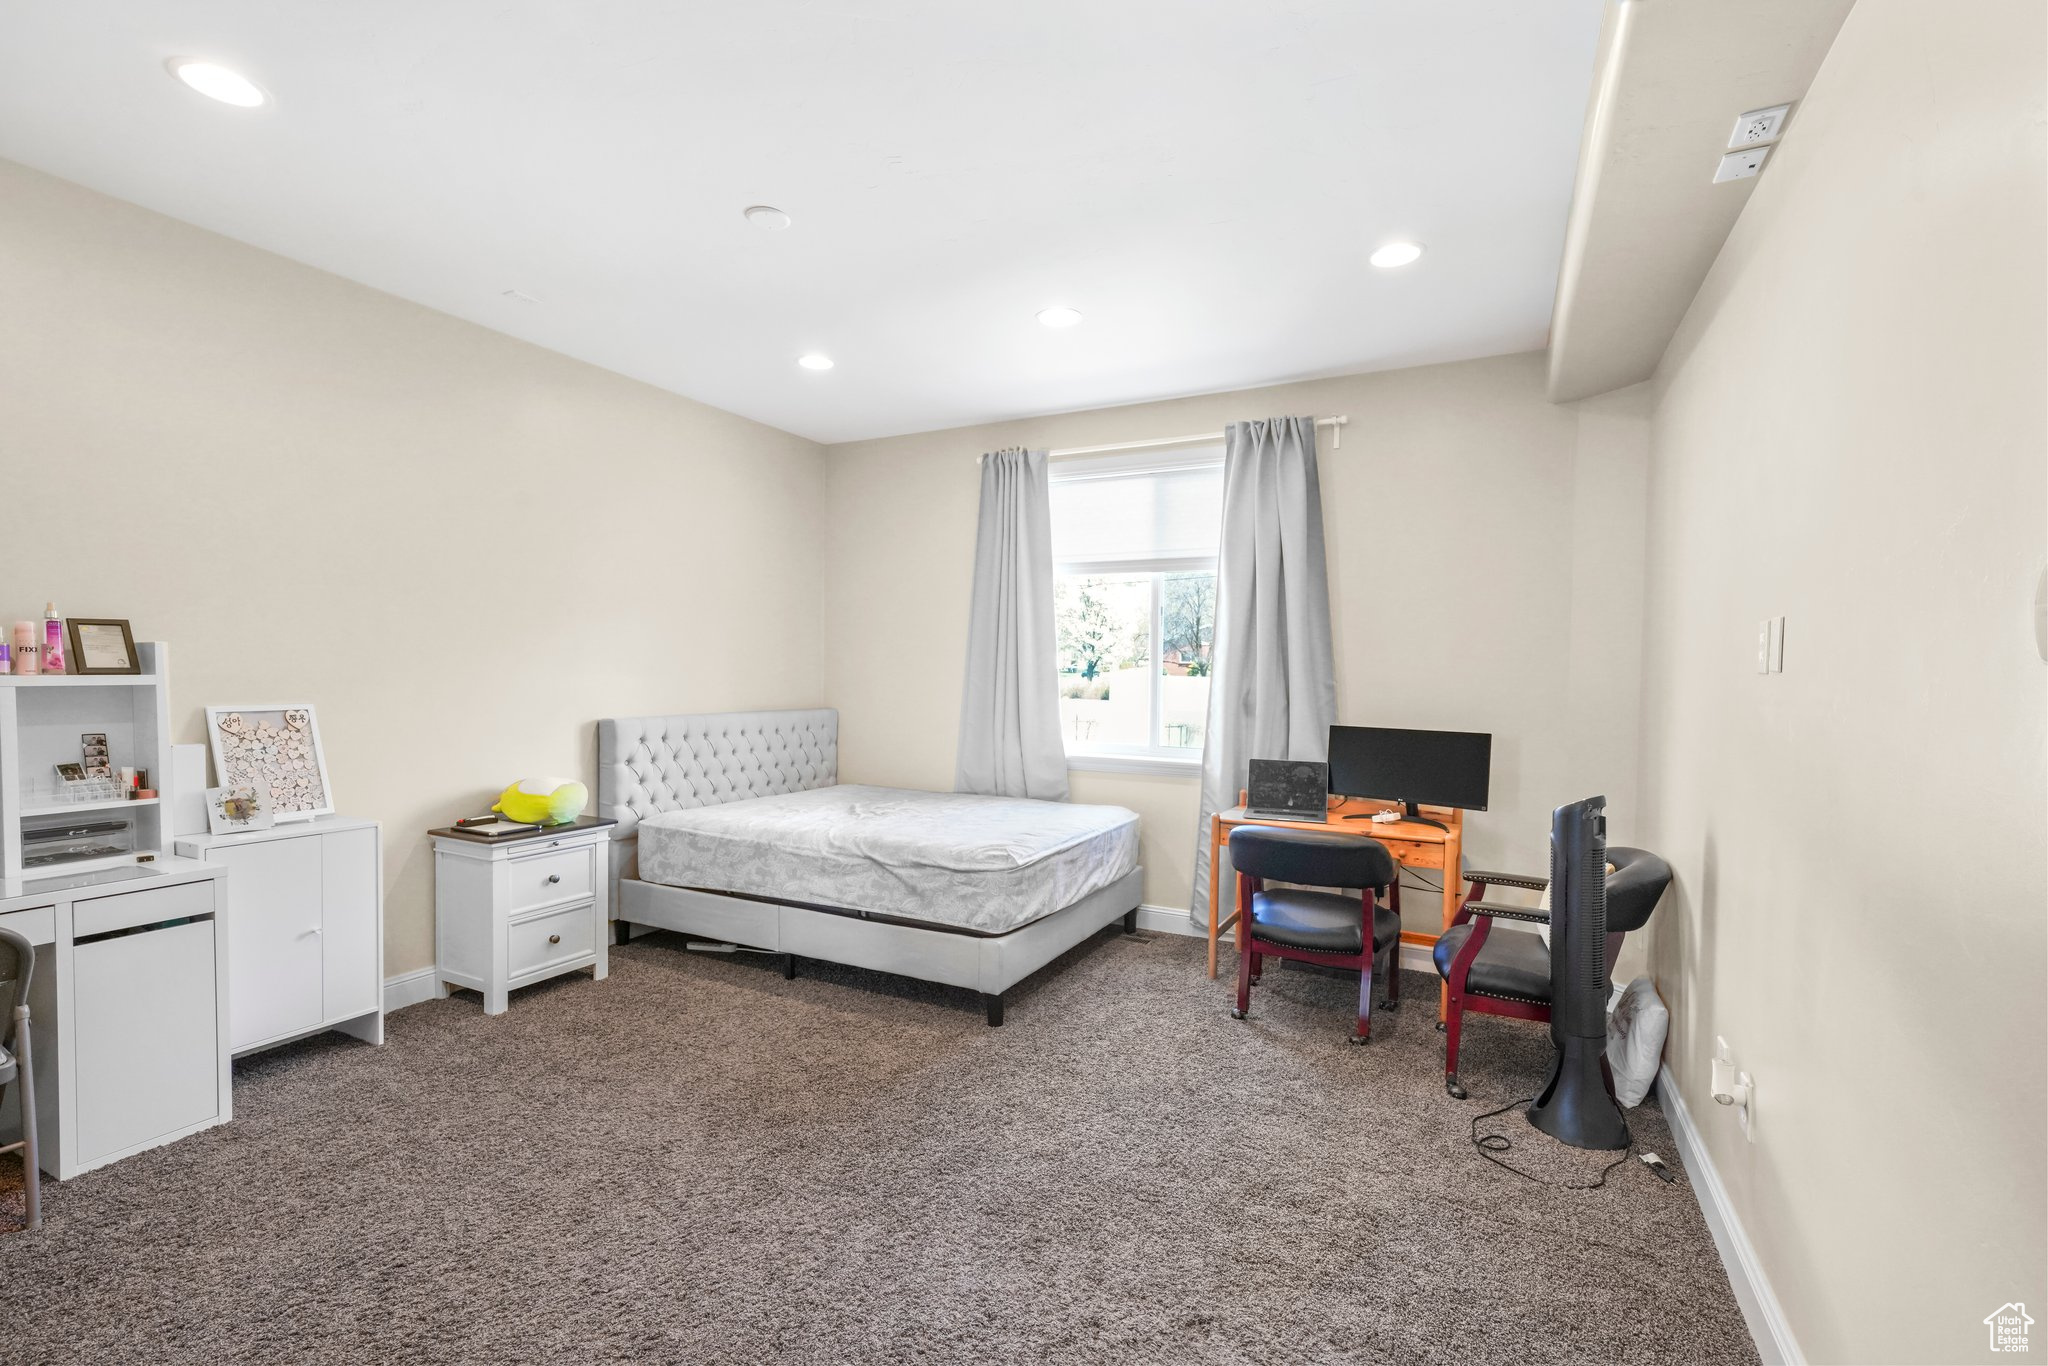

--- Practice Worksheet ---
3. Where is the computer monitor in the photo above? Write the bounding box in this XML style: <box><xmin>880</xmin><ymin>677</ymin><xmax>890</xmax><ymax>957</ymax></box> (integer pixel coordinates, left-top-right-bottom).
<box><xmin>1326</xmin><ymin>725</ymin><xmax>1491</xmax><ymax>831</ymax></box>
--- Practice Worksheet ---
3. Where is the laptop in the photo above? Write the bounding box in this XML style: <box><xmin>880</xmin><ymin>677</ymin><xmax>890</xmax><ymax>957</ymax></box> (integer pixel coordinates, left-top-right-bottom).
<box><xmin>1245</xmin><ymin>759</ymin><xmax>1329</xmax><ymax>823</ymax></box>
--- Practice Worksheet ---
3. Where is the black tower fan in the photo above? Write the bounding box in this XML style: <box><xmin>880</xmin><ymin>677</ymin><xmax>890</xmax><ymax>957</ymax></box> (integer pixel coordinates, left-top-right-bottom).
<box><xmin>1527</xmin><ymin>794</ymin><xmax>1631</xmax><ymax>1151</ymax></box>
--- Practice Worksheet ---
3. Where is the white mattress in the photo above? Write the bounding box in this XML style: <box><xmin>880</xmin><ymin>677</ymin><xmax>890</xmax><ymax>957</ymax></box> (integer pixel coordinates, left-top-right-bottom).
<box><xmin>635</xmin><ymin>784</ymin><xmax>1140</xmax><ymax>935</ymax></box>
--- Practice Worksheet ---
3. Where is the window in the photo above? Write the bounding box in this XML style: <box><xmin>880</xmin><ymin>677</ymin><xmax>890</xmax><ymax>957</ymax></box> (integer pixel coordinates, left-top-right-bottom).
<box><xmin>1050</xmin><ymin>448</ymin><xmax>1223</xmax><ymax>771</ymax></box>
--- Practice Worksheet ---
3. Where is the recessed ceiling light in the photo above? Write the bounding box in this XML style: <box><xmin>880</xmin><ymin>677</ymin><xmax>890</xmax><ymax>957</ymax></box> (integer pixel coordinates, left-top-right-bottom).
<box><xmin>1036</xmin><ymin>306</ymin><xmax>1084</xmax><ymax>328</ymax></box>
<box><xmin>744</xmin><ymin>205</ymin><xmax>791</xmax><ymax>231</ymax></box>
<box><xmin>797</xmin><ymin>353</ymin><xmax>834</xmax><ymax>371</ymax></box>
<box><xmin>1369</xmin><ymin>241</ymin><xmax>1424</xmax><ymax>269</ymax></box>
<box><xmin>167</xmin><ymin>58</ymin><xmax>267</xmax><ymax>108</ymax></box>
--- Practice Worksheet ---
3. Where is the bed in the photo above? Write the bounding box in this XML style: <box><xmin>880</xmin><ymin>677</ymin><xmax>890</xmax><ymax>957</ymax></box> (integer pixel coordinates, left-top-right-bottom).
<box><xmin>599</xmin><ymin>708</ymin><xmax>1143</xmax><ymax>1024</ymax></box>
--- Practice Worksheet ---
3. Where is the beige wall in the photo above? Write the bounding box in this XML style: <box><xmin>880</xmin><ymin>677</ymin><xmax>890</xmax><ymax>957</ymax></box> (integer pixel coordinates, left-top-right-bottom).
<box><xmin>826</xmin><ymin>352</ymin><xmax>1653</xmax><ymax>942</ymax></box>
<box><xmin>1637</xmin><ymin>2</ymin><xmax>2048</xmax><ymax>1361</ymax></box>
<box><xmin>0</xmin><ymin>160</ymin><xmax>828</xmax><ymax>976</ymax></box>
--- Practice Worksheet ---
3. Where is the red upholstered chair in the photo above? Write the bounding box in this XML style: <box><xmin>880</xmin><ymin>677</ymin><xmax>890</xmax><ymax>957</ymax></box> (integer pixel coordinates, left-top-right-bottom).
<box><xmin>1226</xmin><ymin>825</ymin><xmax>1401</xmax><ymax>1043</ymax></box>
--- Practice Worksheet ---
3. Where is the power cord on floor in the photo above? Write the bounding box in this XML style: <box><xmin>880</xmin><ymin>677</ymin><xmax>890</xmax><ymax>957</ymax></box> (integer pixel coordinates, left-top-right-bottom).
<box><xmin>1470</xmin><ymin>1096</ymin><xmax>1635</xmax><ymax>1190</ymax></box>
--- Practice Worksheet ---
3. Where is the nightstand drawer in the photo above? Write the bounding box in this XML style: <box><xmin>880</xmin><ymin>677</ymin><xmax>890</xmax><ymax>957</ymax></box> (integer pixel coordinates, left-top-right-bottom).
<box><xmin>506</xmin><ymin>848</ymin><xmax>591</xmax><ymax>914</ymax></box>
<box><xmin>509</xmin><ymin>902</ymin><xmax>593</xmax><ymax>978</ymax></box>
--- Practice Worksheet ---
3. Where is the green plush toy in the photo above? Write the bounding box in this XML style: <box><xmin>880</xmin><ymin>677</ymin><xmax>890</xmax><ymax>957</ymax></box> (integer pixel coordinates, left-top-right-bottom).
<box><xmin>491</xmin><ymin>778</ymin><xmax>589</xmax><ymax>826</ymax></box>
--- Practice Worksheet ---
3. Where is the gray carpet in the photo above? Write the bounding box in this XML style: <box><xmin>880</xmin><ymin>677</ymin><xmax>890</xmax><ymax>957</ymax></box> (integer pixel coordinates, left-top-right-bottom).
<box><xmin>0</xmin><ymin>930</ymin><xmax>1757</xmax><ymax>1365</ymax></box>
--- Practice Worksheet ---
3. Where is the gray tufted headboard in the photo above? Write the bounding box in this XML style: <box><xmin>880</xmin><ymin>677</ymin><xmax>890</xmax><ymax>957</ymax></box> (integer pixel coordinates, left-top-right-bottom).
<box><xmin>598</xmin><ymin>707</ymin><xmax>838</xmax><ymax>836</ymax></box>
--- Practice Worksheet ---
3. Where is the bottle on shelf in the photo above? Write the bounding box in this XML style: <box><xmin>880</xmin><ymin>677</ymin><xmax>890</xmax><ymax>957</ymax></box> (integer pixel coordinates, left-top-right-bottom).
<box><xmin>42</xmin><ymin>603</ymin><xmax>65</xmax><ymax>674</ymax></box>
<box><xmin>10</xmin><ymin>621</ymin><xmax>37</xmax><ymax>676</ymax></box>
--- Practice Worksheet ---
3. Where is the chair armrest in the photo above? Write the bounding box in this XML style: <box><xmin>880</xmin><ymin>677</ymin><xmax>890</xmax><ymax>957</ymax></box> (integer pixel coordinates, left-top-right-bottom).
<box><xmin>1464</xmin><ymin>869</ymin><xmax>1549</xmax><ymax>892</ymax></box>
<box><xmin>1468</xmin><ymin>900</ymin><xmax>1550</xmax><ymax>925</ymax></box>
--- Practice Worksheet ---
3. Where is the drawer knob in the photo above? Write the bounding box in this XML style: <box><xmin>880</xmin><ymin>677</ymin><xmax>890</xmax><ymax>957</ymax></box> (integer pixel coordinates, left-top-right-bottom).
<box><xmin>548</xmin><ymin>933</ymin><xmax>561</xmax><ymax>945</ymax></box>
<box><xmin>546</xmin><ymin>873</ymin><xmax>562</xmax><ymax>884</ymax></box>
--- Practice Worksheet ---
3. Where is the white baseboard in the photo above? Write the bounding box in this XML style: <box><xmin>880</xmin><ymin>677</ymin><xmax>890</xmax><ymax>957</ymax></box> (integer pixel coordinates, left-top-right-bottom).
<box><xmin>1657</xmin><ymin>1062</ymin><xmax>1802</xmax><ymax>1365</ymax></box>
<box><xmin>383</xmin><ymin>967</ymin><xmax>439</xmax><ymax>1015</ymax></box>
<box><xmin>1133</xmin><ymin>904</ymin><xmax>1201</xmax><ymax>936</ymax></box>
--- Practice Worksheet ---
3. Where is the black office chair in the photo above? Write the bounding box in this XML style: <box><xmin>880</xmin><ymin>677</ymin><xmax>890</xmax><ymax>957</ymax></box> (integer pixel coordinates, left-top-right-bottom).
<box><xmin>1226</xmin><ymin>825</ymin><xmax>1401</xmax><ymax>1043</ymax></box>
<box><xmin>1433</xmin><ymin>846</ymin><xmax>1672</xmax><ymax>1098</ymax></box>
<box><xmin>0</xmin><ymin>926</ymin><xmax>41</xmax><ymax>1230</ymax></box>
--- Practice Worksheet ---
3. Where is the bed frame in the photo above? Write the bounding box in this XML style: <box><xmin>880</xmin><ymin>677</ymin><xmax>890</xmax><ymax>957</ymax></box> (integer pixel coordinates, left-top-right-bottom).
<box><xmin>598</xmin><ymin>708</ymin><xmax>1142</xmax><ymax>1025</ymax></box>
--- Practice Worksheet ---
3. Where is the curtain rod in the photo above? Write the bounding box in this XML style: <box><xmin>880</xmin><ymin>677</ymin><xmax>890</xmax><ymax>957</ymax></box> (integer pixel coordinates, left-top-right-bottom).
<box><xmin>1047</xmin><ymin>415</ymin><xmax>1349</xmax><ymax>458</ymax></box>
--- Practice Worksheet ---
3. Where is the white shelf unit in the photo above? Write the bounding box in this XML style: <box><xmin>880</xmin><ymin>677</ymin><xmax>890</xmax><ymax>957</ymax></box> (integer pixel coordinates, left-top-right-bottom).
<box><xmin>0</xmin><ymin>642</ymin><xmax>174</xmax><ymax>879</ymax></box>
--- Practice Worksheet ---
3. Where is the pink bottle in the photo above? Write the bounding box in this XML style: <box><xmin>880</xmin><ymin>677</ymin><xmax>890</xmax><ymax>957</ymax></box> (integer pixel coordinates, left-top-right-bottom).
<box><xmin>42</xmin><ymin>603</ymin><xmax>64</xmax><ymax>674</ymax></box>
<box><xmin>11</xmin><ymin>621</ymin><xmax>37</xmax><ymax>675</ymax></box>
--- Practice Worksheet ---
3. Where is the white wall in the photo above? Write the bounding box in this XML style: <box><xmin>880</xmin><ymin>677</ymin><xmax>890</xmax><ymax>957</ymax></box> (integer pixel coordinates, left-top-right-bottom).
<box><xmin>826</xmin><ymin>352</ymin><xmax>1652</xmax><ymax>946</ymax></box>
<box><xmin>0</xmin><ymin>160</ymin><xmax>828</xmax><ymax>976</ymax></box>
<box><xmin>1636</xmin><ymin>2</ymin><xmax>2048</xmax><ymax>1361</ymax></box>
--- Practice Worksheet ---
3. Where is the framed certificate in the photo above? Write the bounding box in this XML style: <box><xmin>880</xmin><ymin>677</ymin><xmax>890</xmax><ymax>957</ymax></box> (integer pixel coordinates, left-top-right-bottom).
<box><xmin>66</xmin><ymin>618</ymin><xmax>139</xmax><ymax>675</ymax></box>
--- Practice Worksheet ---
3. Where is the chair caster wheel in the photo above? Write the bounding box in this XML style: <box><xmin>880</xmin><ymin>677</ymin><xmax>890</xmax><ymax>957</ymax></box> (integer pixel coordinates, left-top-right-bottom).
<box><xmin>1434</xmin><ymin>1021</ymin><xmax>1447</xmax><ymax>1033</ymax></box>
<box><xmin>1446</xmin><ymin>1074</ymin><xmax>1468</xmax><ymax>1100</ymax></box>
<box><xmin>1349</xmin><ymin>1033</ymin><xmax>1370</xmax><ymax>1046</ymax></box>
<box><xmin>1250</xmin><ymin>976</ymin><xmax>1261</xmax><ymax>986</ymax></box>
<box><xmin>1381</xmin><ymin>998</ymin><xmax>1400</xmax><ymax>1011</ymax></box>
<box><xmin>1230</xmin><ymin>1008</ymin><xmax>1246</xmax><ymax>1020</ymax></box>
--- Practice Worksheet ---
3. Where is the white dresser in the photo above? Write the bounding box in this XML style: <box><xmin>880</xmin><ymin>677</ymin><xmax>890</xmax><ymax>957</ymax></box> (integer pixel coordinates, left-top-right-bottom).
<box><xmin>431</xmin><ymin>818</ymin><xmax>612</xmax><ymax>1014</ymax></box>
<box><xmin>175</xmin><ymin>816</ymin><xmax>384</xmax><ymax>1054</ymax></box>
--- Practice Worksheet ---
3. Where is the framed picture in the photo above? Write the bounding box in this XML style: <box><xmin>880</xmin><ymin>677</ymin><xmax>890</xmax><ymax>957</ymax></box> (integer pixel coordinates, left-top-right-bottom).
<box><xmin>81</xmin><ymin>732</ymin><xmax>110</xmax><ymax>778</ymax></box>
<box><xmin>66</xmin><ymin>619</ymin><xmax>139</xmax><ymax>675</ymax></box>
<box><xmin>53</xmin><ymin>762</ymin><xmax>85</xmax><ymax>782</ymax></box>
<box><xmin>205</xmin><ymin>705</ymin><xmax>334</xmax><ymax>823</ymax></box>
<box><xmin>205</xmin><ymin>780</ymin><xmax>275</xmax><ymax>836</ymax></box>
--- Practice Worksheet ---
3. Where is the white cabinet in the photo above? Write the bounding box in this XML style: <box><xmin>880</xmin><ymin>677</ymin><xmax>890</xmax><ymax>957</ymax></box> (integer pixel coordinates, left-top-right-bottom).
<box><xmin>432</xmin><ymin>819</ymin><xmax>611</xmax><ymax>1015</ymax></box>
<box><xmin>0</xmin><ymin>858</ymin><xmax>232</xmax><ymax>1180</ymax></box>
<box><xmin>72</xmin><ymin>916</ymin><xmax>221</xmax><ymax>1162</ymax></box>
<box><xmin>175</xmin><ymin>817</ymin><xmax>383</xmax><ymax>1054</ymax></box>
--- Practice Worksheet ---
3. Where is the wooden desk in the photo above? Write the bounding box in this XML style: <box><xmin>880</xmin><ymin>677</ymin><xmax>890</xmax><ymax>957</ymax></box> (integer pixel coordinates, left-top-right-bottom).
<box><xmin>1205</xmin><ymin>796</ymin><xmax>1464</xmax><ymax>981</ymax></box>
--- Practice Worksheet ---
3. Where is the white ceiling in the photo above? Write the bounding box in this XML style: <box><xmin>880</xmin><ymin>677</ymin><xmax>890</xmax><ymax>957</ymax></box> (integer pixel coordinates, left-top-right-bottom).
<box><xmin>0</xmin><ymin>2</ymin><xmax>1605</xmax><ymax>444</ymax></box>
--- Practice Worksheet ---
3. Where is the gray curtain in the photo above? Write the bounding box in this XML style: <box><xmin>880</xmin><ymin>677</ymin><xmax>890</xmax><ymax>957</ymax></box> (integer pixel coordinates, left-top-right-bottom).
<box><xmin>1190</xmin><ymin>416</ymin><xmax>1337</xmax><ymax>921</ymax></box>
<box><xmin>956</xmin><ymin>447</ymin><xmax>1070</xmax><ymax>801</ymax></box>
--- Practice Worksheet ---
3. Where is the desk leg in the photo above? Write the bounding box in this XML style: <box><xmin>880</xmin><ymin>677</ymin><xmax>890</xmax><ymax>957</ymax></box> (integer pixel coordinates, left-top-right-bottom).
<box><xmin>1207</xmin><ymin>816</ymin><xmax>1224</xmax><ymax>979</ymax></box>
<box><xmin>1439</xmin><ymin>827</ymin><xmax>1463</xmax><ymax>1022</ymax></box>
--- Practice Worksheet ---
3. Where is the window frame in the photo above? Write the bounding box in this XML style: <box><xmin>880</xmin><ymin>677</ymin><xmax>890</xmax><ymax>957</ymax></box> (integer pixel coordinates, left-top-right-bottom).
<box><xmin>1049</xmin><ymin>446</ymin><xmax>1223</xmax><ymax>775</ymax></box>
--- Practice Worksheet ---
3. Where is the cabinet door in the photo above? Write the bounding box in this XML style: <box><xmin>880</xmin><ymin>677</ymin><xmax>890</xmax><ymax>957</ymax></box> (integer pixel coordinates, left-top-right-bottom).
<box><xmin>320</xmin><ymin>827</ymin><xmax>380</xmax><ymax>1022</ymax></box>
<box><xmin>221</xmin><ymin>837</ymin><xmax>325</xmax><ymax>1050</ymax></box>
<box><xmin>74</xmin><ymin>919</ymin><xmax>221</xmax><ymax>1162</ymax></box>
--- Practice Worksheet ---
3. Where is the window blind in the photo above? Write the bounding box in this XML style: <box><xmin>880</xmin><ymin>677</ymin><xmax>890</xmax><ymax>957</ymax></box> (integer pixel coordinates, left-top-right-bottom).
<box><xmin>1049</xmin><ymin>450</ymin><xmax>1223</xmax><ymax>569</ymax></box>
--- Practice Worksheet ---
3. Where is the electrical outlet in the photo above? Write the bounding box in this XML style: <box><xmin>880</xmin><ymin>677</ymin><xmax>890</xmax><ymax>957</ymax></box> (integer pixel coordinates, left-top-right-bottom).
<box><xmin>1715</xmin><ymin>1036</ymin><xmax>1733</xmax><ymax>1064</ymax></box>
<box><xmin>1714</xmin><ymin>146</ymin><xmax>1771</xmax><ymax>183</ymax></box>
<box><xmin>1757</xmin><ymin>622</ymin><xmax>1772</xmax><ymax>674</ymax></box>
<box><xmin>1729</xmin><ymin>104</ymin><xmax>1791</xmax><ymax>148</ymax></box>
<box><xmin>1768</xmin><ymin>616</ymin><xmax>1786</xmax><ymax>672</ymax></box>
<box><xmin>1737</xmin><ymin>1071</ymin><xmax>1755</xmax><ymax>1140</ymax></box>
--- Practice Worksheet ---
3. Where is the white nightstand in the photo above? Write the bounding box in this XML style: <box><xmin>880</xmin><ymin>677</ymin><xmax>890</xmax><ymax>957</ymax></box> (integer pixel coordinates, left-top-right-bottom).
<box><xmin>430</xmin><ymin>817</ymin><xmax>614</xmax><ymax>1015</ymax></box>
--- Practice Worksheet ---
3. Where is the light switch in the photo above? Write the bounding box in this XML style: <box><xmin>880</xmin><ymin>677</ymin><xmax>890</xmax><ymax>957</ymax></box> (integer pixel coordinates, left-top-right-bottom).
<box><xmin>1768</xmin><ymin>616</ymin><xmax>1786</xmax><ymax>672</ymax></box>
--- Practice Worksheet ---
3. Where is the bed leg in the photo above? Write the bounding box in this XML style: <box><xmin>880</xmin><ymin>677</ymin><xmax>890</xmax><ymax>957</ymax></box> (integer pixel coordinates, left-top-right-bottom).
<box><xmin>783</xmin><ymin>954</ymin><xmax>797</xmax><ymax>981</ymax></box>
<box><xmin>613</xmin><ymin>919</ymin><xmax>631</xmax><ymax>947</ymax></box>
<box><xmin>1121</xmin><ymin>907</ymin><xmax>1138</xmax><ymax>934</ymax></box>
<box><xmin>983</xmin><ymin>993</ymin><xmax>1004</xmax><ymax>1027</ymax></box>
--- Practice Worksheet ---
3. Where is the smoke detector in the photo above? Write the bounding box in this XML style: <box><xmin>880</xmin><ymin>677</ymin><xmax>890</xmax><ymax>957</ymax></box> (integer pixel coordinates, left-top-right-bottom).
<box><xmin>1728</xmin><ymin>104</ymin><xmax>1791</xmax><ymax>149</ymax></box>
